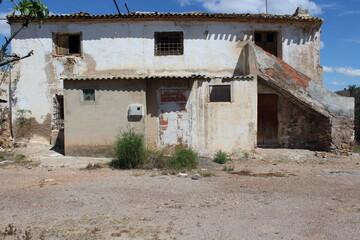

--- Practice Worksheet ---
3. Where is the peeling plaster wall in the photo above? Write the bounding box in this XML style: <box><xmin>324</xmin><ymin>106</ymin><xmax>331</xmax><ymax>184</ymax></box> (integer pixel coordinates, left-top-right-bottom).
<box><xmin>146</xmin><ymin>78</ymin><xmax>195</xmax><ymax>149</ymax></box>
<box><xmin>146</xmin><ymin>77</ymin><xmax>257</xmax><ymax>156</ymax></box>
<box><xmin>10</xmin><ymin>19</ymin><xmax>321</xmax><ymax>144</ymax></box>
<box><xmin>281</xmin><ymin>23</ymin><xmax>322</xmax><ymax>83</ymax></box>
<box><xmin>194</xmin><ymin>77</ymin><xmax>257</xmax><ymax>156</ymax></box>
<box><xmin>11</xmin><ymin>20</ymin><xmax>321</xmax><ymax>79</ymax></box>
<box><xmin>63</xmin><ymin>79</ymin><xmax>146</xmax><ymax>156</ymax></box>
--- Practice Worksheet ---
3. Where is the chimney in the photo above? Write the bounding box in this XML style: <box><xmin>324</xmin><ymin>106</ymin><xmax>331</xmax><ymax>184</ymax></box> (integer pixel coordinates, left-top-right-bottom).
<box><xmin>293</xmin><ymin>7</ymin><xmax>310</xmax><ymax>17</ymax></box>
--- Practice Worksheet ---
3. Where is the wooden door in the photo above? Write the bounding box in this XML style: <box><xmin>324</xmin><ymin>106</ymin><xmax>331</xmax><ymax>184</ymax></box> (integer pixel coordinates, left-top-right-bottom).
<box><xmin>257</xmin><ymin>94</ymin><xmax>278</xmax><ymax>147</ymax></box>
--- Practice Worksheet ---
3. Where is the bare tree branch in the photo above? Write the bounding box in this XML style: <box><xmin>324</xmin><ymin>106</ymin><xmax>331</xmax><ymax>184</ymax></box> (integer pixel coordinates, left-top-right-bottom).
<box><xmin>0</xmin><ymin>24</ymin><xmax>27</xmax><ymax>61</ymax></box>
<box><xmin>0</xmin><ymin>50</ymin><xmax>33</xmax><ymax>67</ymax></box>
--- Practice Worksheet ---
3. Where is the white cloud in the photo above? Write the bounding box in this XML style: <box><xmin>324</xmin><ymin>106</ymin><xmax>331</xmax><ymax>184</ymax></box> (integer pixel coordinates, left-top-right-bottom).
<box><xmin>336</xmin><ymin>67</ymin><xmax>360</xmax><ymax>77</ymax></box>
<box><xmin>178</xmin><ymin>0</ymin><xmax>191</xmax><ymax>6</ymax></box>
<box><xmin>0</xmin><ymin>11</ymin><xmax>11</xmax><ymax>36</ymax></box>
<box><xmin>337</xmin><ymin>10</ymin><xmax>360</xmax><ymax>17</ymax></box>
<box><xmin>178</xmin><ymin>0</ymin><xmax>322</xmax><ymax>15</ymax></box>
<box><xmin>320</xmin><ymin>41</ymin><xmax>325</xmax><ymax>49</ymax></box>
<box><xmin>323</xmin><ymin>66</ymin><xmax>333</xmax><ymax>73</ymax></box>
<box><xmin>342</xmin><ymin>39</ymin><xmax>360</xmax><ymax>44</ymax></box>
<box><xmin>331</xmin><ymin>81</ymin><xmax>346</xmax><ymax>86</ymax></box>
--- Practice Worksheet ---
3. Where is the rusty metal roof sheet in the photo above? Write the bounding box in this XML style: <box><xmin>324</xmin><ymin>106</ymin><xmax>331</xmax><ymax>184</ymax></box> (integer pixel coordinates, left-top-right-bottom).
<box><xmin>8</xmin><ymin>12</ymin><xmax>323</xmax><ymax>23</ymax></box>
<box><xmin>62</xmin><ymin>75</ymin><xmax>254</xmax><ymax>81</ymax></box>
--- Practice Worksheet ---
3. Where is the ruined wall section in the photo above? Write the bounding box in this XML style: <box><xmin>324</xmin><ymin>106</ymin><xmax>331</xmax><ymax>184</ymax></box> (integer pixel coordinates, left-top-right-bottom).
<box><xmin>249</xmin><ymin>43</ymin><xmax>354</xmax><ymax>154</ymax></box>
<box><xmin>145</xmin><ymin>78</ymin><xmax>195</xmax><ymax>149</ymax></box>
<box><xmin>330</xmin><ymin>118</ymin><xmax>355</xmax><ymax>154</ymax></box>
<box><xmin>259</xmin><ymin>82</ymin><xmax>331</xmax><ymax>151</ymax></box>
<box><xmin>278</xmin><ymin>99</ymin><xmax>331</xmax><ymax>151</ymax></box>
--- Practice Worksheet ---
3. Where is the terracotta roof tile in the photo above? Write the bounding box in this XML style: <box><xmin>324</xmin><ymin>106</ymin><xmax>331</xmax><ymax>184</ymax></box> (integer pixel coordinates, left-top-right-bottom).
<box><xmin>8</xmin><ymin>12</ymin><xmax>323</xmax><ymax>23</ymax></box>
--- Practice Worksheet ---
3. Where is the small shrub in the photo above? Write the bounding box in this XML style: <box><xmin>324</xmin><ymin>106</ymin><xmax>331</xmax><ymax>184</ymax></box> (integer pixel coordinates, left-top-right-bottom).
<box><xmin>110</xmin><ymin>129</ymin><xmax>145</xmax><ymax>169</ymax></box>
<box><xmin>143</xmin><ymin>149</ymin><xmax>169</xmax><ymax>169</ymax></box>
<box><xmin>168</xmin><ymin>146</ymin><xmax>198</xmax><ymax>170</ymax></box>
<box><xmin>15</xmin><ymin>154</ymin><xmax>26</xmax><ymax>162</ymax></box>
<box><xmin>213</xmin><ymin>150</ymin><xmax>231</xmax><ymax>164</ymax></box>
<box><xmin>223</xmin><ymin>165</ymin><xmax>235</xmax><ymax>172</ymax></box>
<box><xmin>243</xmin><ymin>152</ymin><xmax>249</xmax><ymax>159</ymax></box>
<box><xmin>83</xmin><ymin>163</ymin><xmax>103</xmax><ymax>170</ymax></box>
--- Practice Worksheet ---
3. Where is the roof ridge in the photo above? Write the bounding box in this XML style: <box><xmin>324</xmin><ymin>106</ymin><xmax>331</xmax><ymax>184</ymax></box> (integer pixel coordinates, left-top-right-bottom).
<box><xmin>7</xmin><ymin>12</ymin><xmax>323</xmax><ymax>23</ymax></box>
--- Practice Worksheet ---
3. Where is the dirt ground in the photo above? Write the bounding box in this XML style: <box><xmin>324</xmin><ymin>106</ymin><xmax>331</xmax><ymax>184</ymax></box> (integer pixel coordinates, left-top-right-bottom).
<box><xmin>1</xmin><ymin>147</ymin><xmax>360</xmax><ymax>240</ymax></box>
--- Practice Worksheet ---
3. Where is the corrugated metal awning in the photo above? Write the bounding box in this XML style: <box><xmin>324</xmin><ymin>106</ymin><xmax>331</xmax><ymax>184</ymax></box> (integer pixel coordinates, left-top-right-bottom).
<box><xmin>62</xmin><ymin>75</ymin><xmax>254</xmax><ymax>81</ymax></box>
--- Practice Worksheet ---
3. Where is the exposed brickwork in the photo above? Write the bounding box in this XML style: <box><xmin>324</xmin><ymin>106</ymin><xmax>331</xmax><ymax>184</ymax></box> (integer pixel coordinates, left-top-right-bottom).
<box><xmin>160</xmin><ymin>90</ymin><xmax>187</xmax><ymax>103</ymax></box>
<box><xmin>159</xmin><ymin>89</ymin><xmax>190</xmax><ymax>147</ymax></box>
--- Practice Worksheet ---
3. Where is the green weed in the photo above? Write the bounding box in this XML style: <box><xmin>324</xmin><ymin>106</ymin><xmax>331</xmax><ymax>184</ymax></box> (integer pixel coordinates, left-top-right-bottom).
<box><xmin>213</xmin><ymin>150</ymin><xmax>231</xmax><ymax>164</ymax></box>
<box><xmin>110</xmin><ymin>129</ymin><xmax>145</xmax><ymax>169</ymax></box>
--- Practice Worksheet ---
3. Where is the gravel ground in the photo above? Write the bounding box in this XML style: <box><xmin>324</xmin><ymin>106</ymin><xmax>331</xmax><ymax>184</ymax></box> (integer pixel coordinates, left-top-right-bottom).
<box><xmin>0</xmin><ymin>148</ymin><xmax>360</xmax><ymax>240</ymax></box>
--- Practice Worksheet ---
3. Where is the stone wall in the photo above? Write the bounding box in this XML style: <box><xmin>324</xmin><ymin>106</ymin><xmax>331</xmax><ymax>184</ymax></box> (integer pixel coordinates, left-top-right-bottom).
<box><xmin>278</xmin><ymin>97</ymin><xmax>331</xmax><ymax>151</ymax></box>
<box><xmin>330</xmin><ymin>118</ymin><xmax>355</xmax><ymax>155</ymax></box>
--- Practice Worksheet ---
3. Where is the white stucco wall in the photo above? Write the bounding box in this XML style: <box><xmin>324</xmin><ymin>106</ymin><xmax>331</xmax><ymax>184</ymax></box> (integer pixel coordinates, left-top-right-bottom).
<box><xmin>10</xmin><ymin>19</ymin><xmax>321</xmax><ymax>144</ymax></box>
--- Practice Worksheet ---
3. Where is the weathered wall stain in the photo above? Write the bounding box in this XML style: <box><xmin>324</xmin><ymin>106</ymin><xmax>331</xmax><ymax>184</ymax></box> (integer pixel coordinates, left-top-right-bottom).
<box><xmin>13</xmin><ymin>113</ymin><xmax>52</xmax><ymax>141</ymax></box>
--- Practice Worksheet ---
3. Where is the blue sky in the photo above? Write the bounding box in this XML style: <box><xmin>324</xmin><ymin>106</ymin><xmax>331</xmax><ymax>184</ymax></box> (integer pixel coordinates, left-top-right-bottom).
<box><xmin>0</xmin><ymin>0</ymin><xmax>359</xmax><ymax>91</ymax></box>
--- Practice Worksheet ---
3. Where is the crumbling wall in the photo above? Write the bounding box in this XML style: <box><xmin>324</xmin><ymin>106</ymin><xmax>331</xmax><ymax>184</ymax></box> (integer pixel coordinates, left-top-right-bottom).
<box><xmin>330</xmin><ymin>118</ymin><xmax>355</xmax><ymax>154</ymax></box>
<box><xmin>248</xmin><ymin>43</ymin><xmax>355</xmax><ymax>154</ymax></box>
<box><xmin>278</xmin><ymin>97</ymin><xmax>331</xmax><ymax>151</ymax></box>
<box><xmin>258</xmin><ymin>82</ymin><xmax>331</xmax><ymax>151</ymax></box>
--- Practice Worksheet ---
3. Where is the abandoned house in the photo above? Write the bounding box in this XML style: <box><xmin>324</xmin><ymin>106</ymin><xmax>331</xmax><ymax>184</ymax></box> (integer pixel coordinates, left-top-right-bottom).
<box><xmin>7</xmin><ymin>8</ymin><xmax>354</xmax><ymax>157</ymax></box>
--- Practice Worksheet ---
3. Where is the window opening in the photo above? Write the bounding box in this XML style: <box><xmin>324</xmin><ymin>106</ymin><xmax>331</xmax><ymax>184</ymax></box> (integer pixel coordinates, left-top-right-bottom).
<box><xmin>155</xmin><ymin>32</ymin><xmax>184</xmax><ymax>56</ymax></box>
<box><xmin>209</xmin><ymin>85</ymin><xmax>231</xmax><ymax>102</ymax></box>
<box><xmin>54</xmin><ymin>33</ymin><xmax>81</xmax><ymax>55</ymax></box>
<box><xmin>83</xmin><ymin>89</ymin><xmax>95</xmax><ymax>101</ymax></box>
<box><xmin>255</xmin><ymin>32</ymin><xmax>262</xmax><ymax>42</ymax></box>
<box><xmin>254</xmin><ymin>31</ymin><xmax>278</xmax><ymax>57</ymax></box>
<box><xmin>53</xmin><ymin>94</ymin><xmax>64</xmax><ymax>130</ymax></box>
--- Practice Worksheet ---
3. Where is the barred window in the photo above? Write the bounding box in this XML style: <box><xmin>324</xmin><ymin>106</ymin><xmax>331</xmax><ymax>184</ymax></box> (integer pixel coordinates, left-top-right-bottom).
<box><xmin>155</xmin><ymin>32</ymin><xmax>184</xmax><ymax>56</ymax></box>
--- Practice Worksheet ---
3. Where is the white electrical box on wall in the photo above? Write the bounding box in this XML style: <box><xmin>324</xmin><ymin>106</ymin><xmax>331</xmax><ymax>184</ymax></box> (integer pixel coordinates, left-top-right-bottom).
<box><xmin>128</xmin><ymin>104</ymin><xmax>143</xmax><ymax>117</ymax></box>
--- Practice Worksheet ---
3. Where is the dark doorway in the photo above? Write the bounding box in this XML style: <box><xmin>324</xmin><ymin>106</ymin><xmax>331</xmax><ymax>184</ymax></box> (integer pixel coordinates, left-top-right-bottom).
<box><xmin>254</xmin><ymin>31</ymin><xmax>278</xmax><ymax>57</ymax></box>
<box><xmin>51</xmin><ymin>94</ymin><xmax>64</xmax><ymax>154</ymax></box>
<box><xmin>257</xmin><ymin>94</ymin><xmax>278</xmax><ymax>147</ymax></box>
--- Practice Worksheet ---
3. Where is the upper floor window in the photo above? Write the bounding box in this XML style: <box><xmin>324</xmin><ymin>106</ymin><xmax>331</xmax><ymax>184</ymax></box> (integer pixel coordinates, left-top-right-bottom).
<box><xmin>155</xmin><ymin>32</ymin><xmax>183</xmax><ymax>56</ymax></box>
<box><xmin>53</xmin><ymin>33</ymin><xmax>81</xmax><ymax>56</ymax></box>
<box><xmin>254</xmin><ymin>31</ymin><xmax>279</xmax><ymax>57</ymax></box>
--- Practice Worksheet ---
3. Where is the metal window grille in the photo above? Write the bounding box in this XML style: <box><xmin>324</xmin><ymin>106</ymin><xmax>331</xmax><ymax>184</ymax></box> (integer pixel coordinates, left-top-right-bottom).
<box><xmin>155</xmin><ymin>32</ymin><xmax>184</xmax><ymax>56</ymax></box>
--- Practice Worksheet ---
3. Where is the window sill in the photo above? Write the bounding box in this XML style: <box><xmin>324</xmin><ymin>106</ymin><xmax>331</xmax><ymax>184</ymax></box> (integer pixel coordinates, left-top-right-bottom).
<box><xmin>52</xmin><ymin>54</ymin><xmax>83</xmax><ymax>58</ymax></box>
